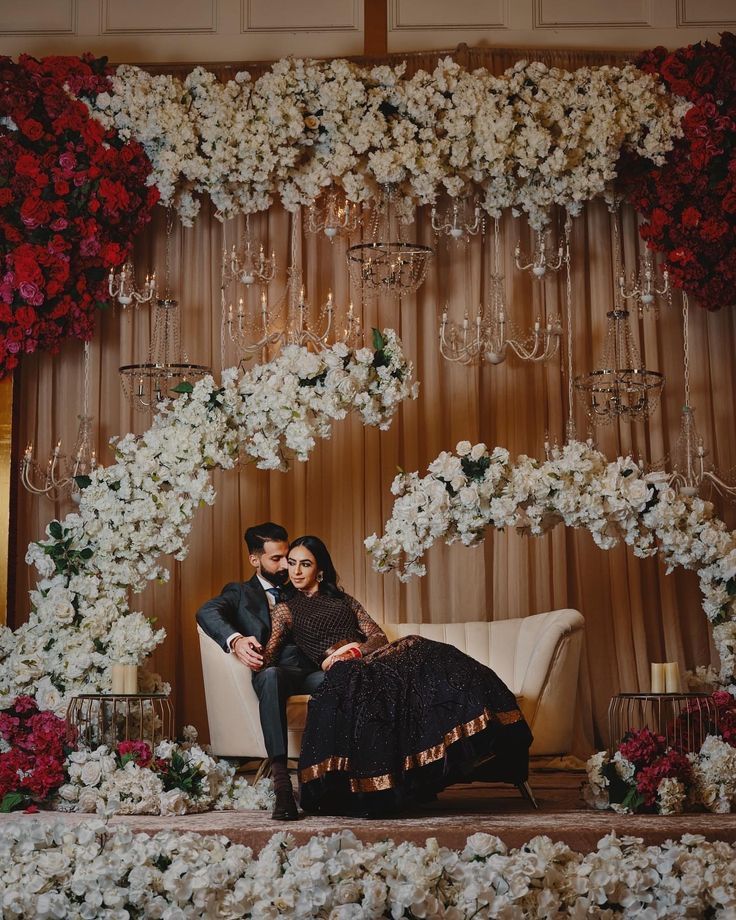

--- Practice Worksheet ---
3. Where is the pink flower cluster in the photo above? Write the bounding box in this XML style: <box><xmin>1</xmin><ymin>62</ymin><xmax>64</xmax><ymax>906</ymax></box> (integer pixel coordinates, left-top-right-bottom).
<box><xmin>0</xmin><ymin>695</ymin><xmax>75</xmax><ymax>811</ymax></box>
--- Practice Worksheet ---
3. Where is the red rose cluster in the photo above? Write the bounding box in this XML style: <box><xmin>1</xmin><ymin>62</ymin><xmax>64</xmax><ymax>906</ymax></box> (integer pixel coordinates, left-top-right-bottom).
<box><xmin>0</xmin><ymin>695</ymin><xmax>76</xmax><ymax>812</ymax></box>
<box><xmin>0</xmin><ymin>54</ymin><xmax>159</xmax><ymax>376</ymax></box>
<box><xmin>618</xmin><ymin>32</ymin><xmax>736</xmax><ymax>309</ymax></box>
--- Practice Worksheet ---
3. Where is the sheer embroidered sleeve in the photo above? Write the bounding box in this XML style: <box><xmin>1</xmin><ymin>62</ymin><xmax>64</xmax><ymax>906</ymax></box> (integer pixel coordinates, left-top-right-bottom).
<box><xmin>350</xmin><ymin>596</ymin><xmax>388</xmax><ymax>656</ymax></box>
<box><xmin>259</xmin><ymin>603</ymin><xmax>292</xmax><ymax>669</ymax></box>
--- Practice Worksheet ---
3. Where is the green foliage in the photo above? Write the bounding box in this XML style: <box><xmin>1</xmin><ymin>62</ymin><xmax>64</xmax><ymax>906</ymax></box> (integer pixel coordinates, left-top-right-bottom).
<box><xmin>171</xmin><ymin>381</ymin><xmax>194</xmax><ymax>395</ymax></box>
<box><xmin>0</xmin><ymin>792</ymin><xmax>26</xmax><ymax>813</ymax></box>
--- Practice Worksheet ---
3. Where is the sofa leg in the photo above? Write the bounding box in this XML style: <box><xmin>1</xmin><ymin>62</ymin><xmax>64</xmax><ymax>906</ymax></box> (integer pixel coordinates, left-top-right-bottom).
<box><xmin>517</xmin><ymin>780</ymin><xmax>539</xmax><ymax>809</ymax></box>
<box><xmin>253</xmin><ymin>758</ymin><xmax>271</xmax><ymax>785</ymax></box>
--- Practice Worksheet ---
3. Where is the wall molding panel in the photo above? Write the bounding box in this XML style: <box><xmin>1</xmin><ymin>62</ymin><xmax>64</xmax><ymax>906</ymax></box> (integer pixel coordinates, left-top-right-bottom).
<box><xmin>243</xmin><ymin>0</ymin><xmax>361</xmax><ymax>32</ymax></box>
<box><xmin>0</xmin><ymin>0</ymin><xmax>76</xmax><ymax>35</ymax></box>
<box><xmin>390</xmin><ymin>0</ymin><xmax>507</xmax><ymax>31</ymax></box>
<box><xmin>102</xmin><ymin>0</ymin><xmax>218</xmax><ymax>34</ymax></box>
<box><xmin>676</xmin><ymin>0</ymin><xmax>736</xmax><ymax>28</ymax></box>
<box><xmin>533</xmin><ymin>0</ymin><xmax>651</xmax><ymax>29</ymax></box>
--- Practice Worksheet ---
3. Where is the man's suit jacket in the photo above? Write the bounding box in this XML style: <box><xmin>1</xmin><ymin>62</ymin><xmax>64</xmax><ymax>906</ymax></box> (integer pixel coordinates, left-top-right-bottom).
<box><xmin>196</xmin><ymin>574</ymin><xmax>311</xmax><ymax>669</ymax></box>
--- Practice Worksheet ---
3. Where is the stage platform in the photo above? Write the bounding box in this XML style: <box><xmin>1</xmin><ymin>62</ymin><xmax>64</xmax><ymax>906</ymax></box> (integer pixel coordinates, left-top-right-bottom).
<box><xmin>5</xmin><ymin>770</ymin><xmax>736</xmax><ymax>852</ymax></box>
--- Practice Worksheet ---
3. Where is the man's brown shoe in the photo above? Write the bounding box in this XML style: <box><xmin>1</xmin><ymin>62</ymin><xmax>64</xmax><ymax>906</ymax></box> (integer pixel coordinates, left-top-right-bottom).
<box><xmin>271</xmin><ymin>787</ymin><xmax>299</xmax><ymax>821</ymax></box>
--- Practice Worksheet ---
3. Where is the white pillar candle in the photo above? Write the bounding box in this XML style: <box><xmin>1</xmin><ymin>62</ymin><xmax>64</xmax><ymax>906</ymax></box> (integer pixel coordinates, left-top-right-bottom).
<box><xmin>650</xmin><ymin>662</ymin><xmax>665</xmax><ymax>694</ymax></box>
<box><xmin>123</xmin><ymin>664</ymin><xmax>138</xmax><ymax>695</ymax></box>
<box><xmin>664</xmin><ymin>661</ymin><xmax>681</xmax><ymax>694</ymax></box>
<box><xmin>111</xmin><ymin>664</ymin><xmax>126</xmax><ymax>694</ymax></box>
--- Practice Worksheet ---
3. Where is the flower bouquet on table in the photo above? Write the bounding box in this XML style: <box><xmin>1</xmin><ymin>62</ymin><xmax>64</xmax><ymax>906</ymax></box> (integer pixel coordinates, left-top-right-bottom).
<box><xmin>585</xmin><ymin>692</ymin><xmax>736</xmax><ymax>815</ymax></box>
<box><xmin>0</xmin><ymin>695</ymin><xmax>77</xmax><ymax>812</ymax></box>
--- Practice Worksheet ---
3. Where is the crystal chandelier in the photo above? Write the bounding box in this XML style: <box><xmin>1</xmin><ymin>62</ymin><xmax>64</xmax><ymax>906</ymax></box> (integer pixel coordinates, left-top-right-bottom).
<box><xmin>574</xmin><ymin>210</ymin><xmax>664</xmax><ymax>424</ymax></box>
<box><xmin>619</xmin><ymin>246</ymin><xmax>670</xmax><ymax>315</ymax></box>
<box><xmin>346</xmin><ymin>186</ymin><xmax>433</xmax><ymax>297</ymax></box>
<box><xmin>439</xmin><ymin>217</ymin><xmax>562</xmax><ymax>366</ymax></box>
<box><xmin>669</xmin><ymin>292</ymin><xmax>736</xmax><ymax>500</ymax></box>
<box><xmin>224</xmin><ymin>209</ymin><xmax>362</xmax><ymax>360</ymax></box>
<box><xmin>21</xmin><ymin>341</ymin><xmax>97</xmax><ymax>502</ymax></box>
<box><xmin>119</xmin><ymin>212</ymin><xmax>210</xmax><ymax>411</ymax></box>
<box><xmin>222</xmin><ymin>215</ymin><xmax>276</xmax><ymax>287</ymax></box>
<box><xmin>514</xmin><ymin>216</ymin><xmax>569</xmax><ymax>278</ymax></box>
<box><xmin>431</xmin><ymin>196</ymin><xmax>484</xmax><ymax>241</ymax></box>
<box><xmin>306</xmin><ymin>189</ymin><xmax>361</xmax><ymax>240</ymax></box>
<box><xmin>108</xmin><ymin>261</ymin><xmax>156</xmax><ymax>307</ymax></box>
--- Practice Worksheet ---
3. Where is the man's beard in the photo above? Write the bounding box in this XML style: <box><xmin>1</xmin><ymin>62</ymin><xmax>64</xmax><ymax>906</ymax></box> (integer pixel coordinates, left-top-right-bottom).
<box><xmin>264</xmin><ymin>569</ymin><xmax>289</xmax><ymax>587</ymax></box>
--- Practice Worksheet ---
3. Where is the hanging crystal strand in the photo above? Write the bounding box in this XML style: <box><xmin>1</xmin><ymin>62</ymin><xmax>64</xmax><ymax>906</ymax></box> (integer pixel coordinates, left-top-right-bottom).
<box><xmin>564</xmin><ymin>213</ymin><xmax>576</xmax><ymax>444</ymax></box>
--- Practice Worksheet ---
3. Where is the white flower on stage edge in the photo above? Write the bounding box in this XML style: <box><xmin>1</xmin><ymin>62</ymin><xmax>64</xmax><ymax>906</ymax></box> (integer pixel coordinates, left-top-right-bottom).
<box><xmin>0</xmin><ymin>330</ymin><xmax>415</xmax><ymax>715</ymax></box>
<box><xmin>367</xmin><ymin>438</ymin><xmax>736</xmax><ymax>689</ymax></box>
<box><xmin>1</xmin><ymin>820</ymin><xmax>735</xmax><ymax>917</ymax></box>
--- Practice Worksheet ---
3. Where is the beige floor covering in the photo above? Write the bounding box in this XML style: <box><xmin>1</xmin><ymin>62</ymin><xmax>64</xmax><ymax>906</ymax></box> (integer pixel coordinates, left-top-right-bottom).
<box><xmin>4</xmin><ymin>771</ymin><xmax>736</xmax><ymax>853</ymax></box>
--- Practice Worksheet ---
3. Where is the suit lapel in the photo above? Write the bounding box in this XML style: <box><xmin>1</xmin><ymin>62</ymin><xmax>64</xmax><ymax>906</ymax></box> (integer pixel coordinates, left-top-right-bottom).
<box><xmin>243</xmin><ymin>574</ymin><xmax>271</xmax><ymax>636</ymax></box>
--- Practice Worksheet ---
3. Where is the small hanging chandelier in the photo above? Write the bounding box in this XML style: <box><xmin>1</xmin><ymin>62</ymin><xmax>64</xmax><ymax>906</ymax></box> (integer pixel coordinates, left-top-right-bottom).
<box><xmin>431</xmin><ymin>196</ymin><xmax>484</xmax><ymax>242</ymax></box>
<box><xmin>306</xmin><ymin>189</ymin><xmax>361</xmax><ymax>240</ymax></box>
<box><xmin>222</xmin><ymin>215</ymin><xmax>276</xmax><ymax>287</ymax></box>
<box><xmin>574</xmin><ymin>208</ymin><xmax>664</xmax><ymax>424</ymax></box>
<box><xmin>439</xmin><ymin>217</ymin><xmax>563</xmax><ymax>366</ymax></box>
<box><xmin>346</xmin><ymin>186</ymin><xmax>433</xmax><ymax>297</ymax></box>
<box><xmin>619</xmin><ymin>245</ymin><xmax>670</xmax><ymax>315</ymax></box>
<box><xmin>108</xmin><ymin>260</ymin><xmax>156</xmax><ymax>307</ymax></box>
<box><xmin>21</xmin><ymin>341</ymin><xmax>97</xmax><ymax>502</ymax></box>
<box><xmin>119</xmin><ymin>211</ymin><xmax>210</xmax><ymax>411</ymax></box>
<box><xmin>514</xmin><ymin>215</ymin><xmax>569</xmax><ymax>279</ymax></box>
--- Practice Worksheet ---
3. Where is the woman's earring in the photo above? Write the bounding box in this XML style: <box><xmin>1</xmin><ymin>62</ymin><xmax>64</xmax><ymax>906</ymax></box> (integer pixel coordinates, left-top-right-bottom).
<box><xmin>317</xmin><ymin>573</ymin><xmax>324</xmax><ymax>583</ymax></box>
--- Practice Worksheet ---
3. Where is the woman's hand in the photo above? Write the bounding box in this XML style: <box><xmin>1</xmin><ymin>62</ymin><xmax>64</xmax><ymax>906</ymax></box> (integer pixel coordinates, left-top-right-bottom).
<box><xmin>322</xmin><ymin>643</ymin><xmax>361</xmax><ymax>670</ymax></box>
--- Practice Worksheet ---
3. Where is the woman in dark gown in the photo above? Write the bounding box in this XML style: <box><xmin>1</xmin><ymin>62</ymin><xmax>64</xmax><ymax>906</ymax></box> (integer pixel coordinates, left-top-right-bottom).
<box><xmin>257</xmin><ymin>535</ymin><xmax>533</xmax><ymax>816</ymax></box>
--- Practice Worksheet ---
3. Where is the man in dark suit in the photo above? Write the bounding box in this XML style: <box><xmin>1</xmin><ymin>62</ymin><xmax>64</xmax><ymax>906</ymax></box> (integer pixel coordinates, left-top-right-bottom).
<box><xmin>196</xmin><ymin>521</ymin><xmax>324</xmax><ymax>821</ymax></box>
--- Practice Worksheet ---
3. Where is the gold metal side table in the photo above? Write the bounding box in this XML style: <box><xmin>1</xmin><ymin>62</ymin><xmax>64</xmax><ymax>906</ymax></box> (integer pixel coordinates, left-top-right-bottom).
<box><xmin>607</xmin><ymin>692</ymin><xmax>718</xmax><ymax>750</ymax></box>
<box><xmin>67</xmin><ymin>693</ymin><xmax>174</xmax><ymax>750</ymax></box>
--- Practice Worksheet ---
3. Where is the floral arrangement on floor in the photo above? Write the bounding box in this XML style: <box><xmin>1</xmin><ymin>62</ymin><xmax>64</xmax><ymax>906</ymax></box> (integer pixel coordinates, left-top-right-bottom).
<box><xmin>584</xmin><ymin>693</ymin><xmax>736</xmax><ymax>815</ymax></box>
<box><xmin>0</xmin><ymin>54</ymin><xmax>158</xmax><ymax>375</ymax></box>
<box><xmin>56</xmin><ymin>732</ymin><xmax>274</xmax><ymax>817</ymax></box>
<box><xmin>0</xmin><ymin>330</ymin><xmax>416</xmax><ymax>716</ymax></box>
<box><xmin>89</xmin><ymin>56</ymin><xmax>686</xmax><ymax>226</ymax></box>
<box><xmin>0</xmin><ymin>695</ymin><xmax>75</xmax><ymax>813</ymax></box>
<box><xmin>618</xmin><ymin>32</ymin><xmax>736</xmax><ymax>308</ymax></box>
<box><xmin>365</xmin><ymin>439</ymin><xmax>736</xmax><ymax>689</ymax></box>
<box><xmin>2</xmin><ymin>821</ymin><xmax>736</xmax><ymax>918</ymax></box>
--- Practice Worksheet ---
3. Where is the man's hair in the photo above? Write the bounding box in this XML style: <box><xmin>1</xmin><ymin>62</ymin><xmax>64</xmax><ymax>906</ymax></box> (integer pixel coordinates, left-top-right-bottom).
<box><xmin>244</xmin><ymin>522</ymin><xmax>288</xmax><ymax>555</ymax></box>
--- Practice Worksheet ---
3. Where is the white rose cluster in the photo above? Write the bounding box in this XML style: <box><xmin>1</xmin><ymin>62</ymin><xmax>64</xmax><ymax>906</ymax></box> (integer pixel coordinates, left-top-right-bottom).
<box><xmin>55</xmin><ymin>740</ymin><xmax>275</xmax><ymax>817</ymax></box>
<box><xmin>367</xmin><ymin>439</ymin><xmax>736</xmax><ymax>686</ymax></box>
<box><xmin>0</xmin><ymin>332</ymin><xmax>415</xmax><ymax>715</ymax></box>
<box><xmin>1</xmin><ymin>822</ymin><xmax>735</xmax><ymax>918</ymax></box>
<box><xmin>87</xmin><ymin>56</ymin><xmax>686</xmax><ymax>227</ymax></box>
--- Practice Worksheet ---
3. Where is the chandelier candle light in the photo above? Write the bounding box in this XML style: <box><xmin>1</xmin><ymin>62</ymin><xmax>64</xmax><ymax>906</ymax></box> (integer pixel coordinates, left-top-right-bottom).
<box><xmin>439</xmin><ymin>217</ymin><xmax>562</xmax><ymax>366</ymax></box>
<box><xmin>21</xmin><ymin>341</ymin><xmax>97</xmax><ymax>502</ymax></box>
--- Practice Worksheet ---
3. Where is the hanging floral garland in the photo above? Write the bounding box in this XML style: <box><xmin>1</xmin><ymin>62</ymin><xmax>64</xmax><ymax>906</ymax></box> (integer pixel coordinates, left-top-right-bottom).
<box><xmin>90</xmin><ymin>56</ymin><xmax>685</xmax><ymax>227</ymax></box>
<box><xmin>0</xmin><ymin>54</ymin><xmax>159</xmax><ymax>376</ymax></box>
<box><xmin>365</xmin><ymin>439</ymin><xmax>736</xmax><ymax>689</ymax></box>
<box><xmin>619</xmin><ymin>32</ymin><xmax>736</xmax><ymax>308</ymax></box>
<box><xmin>0</xmin><ymin>331</ymin><xmax>416</xmax><ymax>716</ymax></box>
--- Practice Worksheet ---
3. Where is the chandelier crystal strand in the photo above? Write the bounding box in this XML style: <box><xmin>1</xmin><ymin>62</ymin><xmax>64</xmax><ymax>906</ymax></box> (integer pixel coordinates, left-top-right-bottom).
<box><xmin>346</xmin><ymin>185</ymin><xmax>433</xmax><ymax>298</ymax></box>
<box><xmin>21</xmin><ymin>341</ymin><xmax>97</xmax><ymax>502</ymax></box>
<box><xmin>439</xmin><ymin>216</ymin><xmax>563</xmax><ymax>366</ymax></box>
<box><xmin>119</xmin><ymin>209</ymin><xmax>210</xmax><ymax>411</ymax></box>
<box><xmin>564</xmin><ymin>222</ymin><xmax>577</xmax><ymax>443</ymax></box>
<box><xmin>574</xmin><ymin>206</ymin><xmax>664</xmax><ymax>424</ymax></box>
<box><xmin>670</xmin><ymin>292</ymin><xmax>736</xmax><ymax>500</ymax></box>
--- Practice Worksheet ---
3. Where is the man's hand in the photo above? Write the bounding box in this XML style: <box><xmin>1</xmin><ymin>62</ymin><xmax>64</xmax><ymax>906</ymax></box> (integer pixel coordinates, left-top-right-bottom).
<box><xmin>232</xmin><ymin>635</ymin><xmax>264</xmax><ymax>670</ymax></box>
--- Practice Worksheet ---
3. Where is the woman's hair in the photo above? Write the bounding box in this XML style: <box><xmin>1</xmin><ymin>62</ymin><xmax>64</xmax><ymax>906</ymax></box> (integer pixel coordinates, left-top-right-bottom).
<box><xmin>288</xmin><ymin>535</ymin><xmax>344</xmax><ymax>597</ymax></box>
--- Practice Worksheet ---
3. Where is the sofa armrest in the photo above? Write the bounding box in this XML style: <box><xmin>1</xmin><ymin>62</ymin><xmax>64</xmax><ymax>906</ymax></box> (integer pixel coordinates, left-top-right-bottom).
<box><xmin>197</xmin><ymin>625</ymin><xmax>266</xmax><ymax>758</ymax></box>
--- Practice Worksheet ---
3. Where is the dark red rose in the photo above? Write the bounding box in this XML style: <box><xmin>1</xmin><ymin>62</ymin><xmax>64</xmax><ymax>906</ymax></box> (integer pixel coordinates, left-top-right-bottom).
<box><xmin>19</xmin><ymin>118</ymin><xmax>44</xmax><ymax>141</ymax></box>
<box><xmin>0</xmin><ymin>188</ymin><xmax>12</xmax><ymax>207</ymax></box>
<box><xmin>694</xmin><ymin>60</ymin><xmax>716</xmax><ymax>88</ymax></box>
<box><xmin>681</xmin><ymin>206</ymin><xmax>701</xmax><ymax>229</ymax></box>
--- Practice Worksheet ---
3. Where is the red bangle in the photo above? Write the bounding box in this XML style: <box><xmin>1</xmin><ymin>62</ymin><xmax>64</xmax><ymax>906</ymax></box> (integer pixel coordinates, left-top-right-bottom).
<box><xmin>347</xmin><ymin>647</ymin><xmax>362</xmax><ymax>659</ymax></box>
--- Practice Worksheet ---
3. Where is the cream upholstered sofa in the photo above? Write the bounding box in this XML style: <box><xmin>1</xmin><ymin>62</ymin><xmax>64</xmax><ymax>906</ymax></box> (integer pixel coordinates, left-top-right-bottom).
<box><xmin>197</xmin><ymin>608</ymin><xmax>585</xmax><ymax>761</ymax></box>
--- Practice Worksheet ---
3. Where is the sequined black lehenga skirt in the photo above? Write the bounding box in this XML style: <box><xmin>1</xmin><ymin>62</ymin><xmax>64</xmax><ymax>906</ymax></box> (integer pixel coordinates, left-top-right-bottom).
<box><xmin>298</xmin><ymin>636</ymin><xmax>533</xmax><ymax>815</ymax></box>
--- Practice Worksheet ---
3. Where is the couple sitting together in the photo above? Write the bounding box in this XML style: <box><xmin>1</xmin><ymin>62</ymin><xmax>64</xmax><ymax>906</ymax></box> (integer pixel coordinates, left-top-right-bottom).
<box><xmin>196</xmin><ymin>522</ymin><xmax>532</xmax><ymax>821</ymax></box>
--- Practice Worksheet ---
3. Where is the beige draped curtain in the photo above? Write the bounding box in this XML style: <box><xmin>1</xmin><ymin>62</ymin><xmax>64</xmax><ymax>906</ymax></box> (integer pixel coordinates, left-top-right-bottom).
<box><xmin>11</xmin><ymin>48</ymin><xmax>736</xmax><ymax>753</ymax></box>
